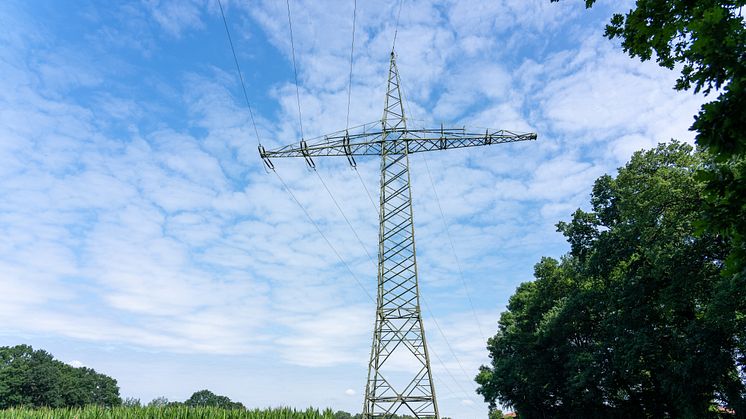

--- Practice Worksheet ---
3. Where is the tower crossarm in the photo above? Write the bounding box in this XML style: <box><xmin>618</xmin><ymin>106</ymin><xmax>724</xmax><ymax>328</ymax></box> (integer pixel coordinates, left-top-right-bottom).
<box><xmin>258</xmin><ymin>125</ymin><xmax>537</xmax><ymax>168</ymax></box>
<box><xmin>256</xmin><ymin>48</ymin><xmax>538</xmax><ymax>419</ymax></box>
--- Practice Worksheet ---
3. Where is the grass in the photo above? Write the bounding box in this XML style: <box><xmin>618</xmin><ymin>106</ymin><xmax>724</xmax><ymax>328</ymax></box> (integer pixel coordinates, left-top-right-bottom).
<box><xmin>0</xmin><ymin>406</ymin><xmax>336</xmax><ymax>418</ymax></box>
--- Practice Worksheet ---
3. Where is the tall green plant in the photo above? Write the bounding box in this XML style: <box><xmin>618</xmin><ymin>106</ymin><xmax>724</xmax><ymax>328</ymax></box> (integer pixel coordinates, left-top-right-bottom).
<box><xmin>0</xmin><ymin>406</ymin><xmax>336</xmax><ymax>419</ymax></box>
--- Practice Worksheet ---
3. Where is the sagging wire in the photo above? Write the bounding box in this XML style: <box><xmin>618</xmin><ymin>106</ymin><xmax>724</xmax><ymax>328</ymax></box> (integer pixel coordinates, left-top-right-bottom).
<box><xmin>217</xmin><ymin>0</ymin><xmax>262</xmax><ymax>146</ymax></box>
<box><xmin>422</xmin><ymin>156</ymin><xmax>487</xmax><ymax>342</ymax></box>
<box><xmin>286</xmin><ymin>0</ymin><xmax>305</xmax><ymax>141</ymax></box>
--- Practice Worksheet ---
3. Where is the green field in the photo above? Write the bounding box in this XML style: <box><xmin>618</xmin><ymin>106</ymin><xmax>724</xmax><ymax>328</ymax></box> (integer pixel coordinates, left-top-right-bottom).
<box><xmin>0</xmin><ymin>406</ymin><xmax>336</xmax><ymax>419</ymax></box>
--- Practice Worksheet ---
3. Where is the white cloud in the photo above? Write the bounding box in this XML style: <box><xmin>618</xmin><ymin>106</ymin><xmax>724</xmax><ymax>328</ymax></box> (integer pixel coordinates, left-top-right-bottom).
<box><xmin>0</xmin><ymin>1</ymin><xmax>708</xmax><ymax>417</ymax></box>
<box><xmin>143</xmin><ymin>0</ymin><xmax>207</xmax><ymax>38</ymax></box>
<box><xmin>0</xmin><ymin>0</ymin><xmax>702</xmax><ymax>361</ymax></box>
<box><xmin>68</xmin><ymin>360</ymin><xmax>85</xmax><ymax>368</ymax></box>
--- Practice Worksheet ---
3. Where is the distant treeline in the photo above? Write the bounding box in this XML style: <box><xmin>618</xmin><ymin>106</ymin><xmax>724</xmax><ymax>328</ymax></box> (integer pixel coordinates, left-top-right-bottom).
<box><xmin>1</xmin><ymin>406</ymin><xmax>336</xmax><ymax>419</ymax></box>
<box><xmin>0</xmin><ymin>344</ymin><xmax>120</xmax><ymax>408</ymax></box>
<box><xmin>0</xmin><ymin>345</ymin><xmax>450</xmax><ymax>418</ymax></box>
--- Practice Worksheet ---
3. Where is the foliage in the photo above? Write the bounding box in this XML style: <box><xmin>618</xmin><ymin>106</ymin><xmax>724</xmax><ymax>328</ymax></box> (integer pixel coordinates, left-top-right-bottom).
<box><xmin>333</xmin><ymin>411</ymin><xmax>353</xmax><ymax>419</ymax></box>
<box><xmin>122</xmin><ymin>397</ymin><xmax>141</xmax><ymax>408</ymax></box>
<box><xmin>552</xmin><ymin>0</ymin><xmax>746</xmax><ymax>154</ymax></box>
<box><xmin>0</xmin><ymin>345</ymin><xmax>121</xmax><ymax>409</ymax></box>
<box><xmin>184</xmin><ymin>389</ymin><xmax>245</xmax><ymax>409</ymax></box>
<box><xmin>574</xmin><ymin>0</ymin><xmax>746</xmax><ymax>274</ymax></box>
<box><xmin>146</xmin><ymin>396</ymin><xmax>169</xmax><ymax>408</ymax></box>
<box><xmin>549</xmin><ymin>0</ymin><xmax>746</xmax><ymax>412</ymax></box>
<box><xmin>0</xmin><ymin>406</ymin><xmax>336</xmax><ymax>418</ymax></box>
<box><xmin>476</xmin><ymin>143</ymin><xmax>745</xmax><ymax>417</ymax></box>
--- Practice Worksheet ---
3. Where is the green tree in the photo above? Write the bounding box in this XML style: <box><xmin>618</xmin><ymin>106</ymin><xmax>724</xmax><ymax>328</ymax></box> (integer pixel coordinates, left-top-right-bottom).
<box><xmin>477</xmin><ymin>143</ymin><xmax>744</xmax><ymax>417</ymax></box>
<box><xmin>334</xmin><ymin>411</ymin><xmax>353</xmax><ymax>419</ymax></box>
<box><xmin>0</xmin><ymin>344</ymin><xmax>121</xmax><ymax>408</ymax></box>
<box><xmin>551</xmin><ymin>2</ymin><xmax>746</xmax><ymax>409</ymax></box>
<box><xmin>553</xmin><ymin>1</ymin><xmax>745</xmax><ymax>154</ymax></box>
<box><xmin>147</xmin><ymin>396</ymin><xmax>169</xmax><ymax>408</ymax></box>
<box><xmin>184</xmin><ymin>389</ymin><xmax>245</xmax><ymax>410</ymax></box>
<box><xmin>488</xmin><ymin>408</ymin><xmax>505</xmax><ymax>419</ymax></box>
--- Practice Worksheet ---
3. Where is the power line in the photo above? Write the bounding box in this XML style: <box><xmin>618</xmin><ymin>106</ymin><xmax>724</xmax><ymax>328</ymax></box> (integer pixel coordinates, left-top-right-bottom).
<box><xmin>388</xmin><ymin>66</ymin><xmax>487</xmax><ymax>394</ymax></box>
<box><xmin>345</xmin><ymin>0</ymin><xmax>378</xmax><ymax>214</ymax></box>
<box><xmin>335</xmin><ymin>2</ymin><xmax>478</xmax><ymax>404</ymax></box>
<box><xmin>279</xmin><ymin>1</ymin><xmax>481</xmax><ymax>410</ymax></box>
<box><xmin>346</xmin><ymin>0</ymin><xmax>357</xmax><ymax>130</ymax></box>
<box><xmin>316</xmin><ymin>166</ymin><xmax>478</xmax><ymax>404</ymax></box>
<box><xmin>392</xmin><ymin>0</ymin><xmax>404</xmax><ymax>51</ymax></box>
<box><xmin>312</xmin><ymin>166</ymin><xmax>479</xmax><ymax>405</ymax></box>
<box><xmin>354</xmin><ymin>166</ymin><xmax>378</xmax><ymax>214</ymax></box>
<box><xmin>395</xmin><ymin>61</ymin><xmax>488</xmax><ymax>343</ymax></box>
<box><xmin>427</xmin><ymin>325</ymin><xmax>477</xmax><ymax>401</ymax></box>
<box><xmin>217</xmin><ymin>0</ymin><xmax>262</xmax><ymax>146</ymax></box>
<box><xmin>346</xmin><ymin>147</ymin><xmax>478</xmax><ymax>399</ymax></box>
<box><xmin>273</xmin><ymin>170</ymin><xmax>374</xmax><ymax>302</ymax></box>
<box><xmin>218</xmin><ymin>0</ymin><xmax>374</xmax><ymax>307</ymax></box>
<box><xmin>217</xmin><ymin>2</ymin><xmax>479</xmax><ymax>408</ymax></box>
<box><xmin>346</xmin><ymin>0</ymin><xmax>379</xmax><ymax>216</ymax></box>
<box><xmin>285</xmin><ymin>0</ymin><xmax>305</xmax><ymax>140</ymax></box>
<box><xmin>324</xmin><ymin>162</ymin><xmax>478</xmax><ymax>399</ymax></box>
<box><xmin>313</xmin><ymin>169</ymin><xmax>375</xmax><ymax>264</ymax></box>
<box><xmin>421</xmin><ymin>297</ymin><xmax>477</xmax><ymax>390</ymax></box>
<box><xmin>282</xmin><ymin>0</ymin><xmax>381</xmax><ymax>308</ymax></box>
<box><xmin>422</xmin><ymin>156</ymin><xmax>487</xmax><ymax>341</ymax></box>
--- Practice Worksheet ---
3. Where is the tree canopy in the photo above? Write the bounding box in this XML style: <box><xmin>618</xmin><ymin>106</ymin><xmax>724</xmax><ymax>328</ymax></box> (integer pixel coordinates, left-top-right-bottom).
<box><xmin>0</xmin><ymin>344</ymin><xmax>121</xmax><ymax>408</ymax></box>
<box><xmin>539</xmin><ymin>0</ymin><xmax>746</xmax><ymax>414</ymax></box>
<box><xmin>476</xmin><ymin>142</ymin><xmax>745</xmax><ymax>417</ymax></box>
<box><xmin>183</xmin><ymin>389</ymin><xmax>245</xmax><ymax>410</ymax></box>
<box><xmin>554</xmin><ymin>0</ymin><xmax>746</xmax><ymax>152</ymax></box>
<box><xmin>554</xmin><ymin>0</ymin><xmax>746</xmax><ymax>346</ymax></box>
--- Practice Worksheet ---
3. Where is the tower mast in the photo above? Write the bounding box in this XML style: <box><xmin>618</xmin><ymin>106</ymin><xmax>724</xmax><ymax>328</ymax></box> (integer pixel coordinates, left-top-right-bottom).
<box><xmin>259</xmin><ymin>51</ymin><xmax>537</xmax><ymax>419</ymax></box>
<box><xmin>362</xmin><ymin>51</ymin><xmax>439</xmax><ymax>417</ymax></box>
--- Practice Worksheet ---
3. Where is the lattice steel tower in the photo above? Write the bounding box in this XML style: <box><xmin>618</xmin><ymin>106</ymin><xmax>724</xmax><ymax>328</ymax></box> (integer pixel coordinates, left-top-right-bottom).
<box><xmin>259</xmin><ymin>51</ymin><xmax>537</xmax><ymax>418</ymax></box>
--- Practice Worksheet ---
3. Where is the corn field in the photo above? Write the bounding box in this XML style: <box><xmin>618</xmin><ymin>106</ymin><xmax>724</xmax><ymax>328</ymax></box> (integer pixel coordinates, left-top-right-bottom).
<box><xmin>0</xmin><ymin>406</ymin><xmax>336</xmax><ymax>419</ymax></box>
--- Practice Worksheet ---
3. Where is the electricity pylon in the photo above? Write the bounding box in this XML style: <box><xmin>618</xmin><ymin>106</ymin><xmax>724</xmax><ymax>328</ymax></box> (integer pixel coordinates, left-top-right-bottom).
<box><xmin>259</xmin><ymin>51</ymin><xmax>537</xmax><ymax>418</ymax></box>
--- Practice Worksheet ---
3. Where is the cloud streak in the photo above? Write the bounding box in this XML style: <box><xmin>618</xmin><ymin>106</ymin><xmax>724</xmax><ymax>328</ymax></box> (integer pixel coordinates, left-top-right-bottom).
<box><xmin>0</xmin><ymin>0</ymin><xmax>706</xmax><ymax>416</ymax></box>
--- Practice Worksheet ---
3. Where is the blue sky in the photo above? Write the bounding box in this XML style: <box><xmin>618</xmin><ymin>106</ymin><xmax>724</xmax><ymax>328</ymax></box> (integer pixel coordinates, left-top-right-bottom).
<box><xmin>0</xmin><ymin>0</ymin><xmax>706</xmax><ymax>417</ymax></box>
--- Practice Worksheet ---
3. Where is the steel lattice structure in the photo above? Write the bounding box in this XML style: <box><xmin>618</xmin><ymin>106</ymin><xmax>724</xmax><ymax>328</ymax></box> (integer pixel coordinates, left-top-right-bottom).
<box><xmin>260</xmin><ymin>52</ymin><xmax>537</xmax><ymax>418</ymax></box>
